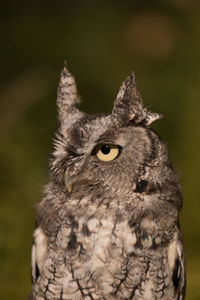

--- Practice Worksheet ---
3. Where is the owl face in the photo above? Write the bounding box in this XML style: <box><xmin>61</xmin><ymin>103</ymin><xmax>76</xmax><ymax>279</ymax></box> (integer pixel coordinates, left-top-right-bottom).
<box><xmin>50</xmin><ymin>67</ymin><xmax>165</xmax><ymax>200</ymax></box>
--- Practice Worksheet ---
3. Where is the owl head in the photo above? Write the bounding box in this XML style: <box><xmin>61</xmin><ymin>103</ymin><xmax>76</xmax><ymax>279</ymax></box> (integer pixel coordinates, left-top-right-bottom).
<box><xmin>50</xmin><ymin>66</ymin><xmax>180</xmax><ymax>207</ymax></box>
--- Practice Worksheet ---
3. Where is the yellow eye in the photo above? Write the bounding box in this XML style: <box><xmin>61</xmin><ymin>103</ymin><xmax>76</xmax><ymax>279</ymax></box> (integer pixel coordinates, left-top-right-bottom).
<box><xmin>96</xmin><ymin>144</ymin><xmax>121</xmax><ymax>161</ymax></box>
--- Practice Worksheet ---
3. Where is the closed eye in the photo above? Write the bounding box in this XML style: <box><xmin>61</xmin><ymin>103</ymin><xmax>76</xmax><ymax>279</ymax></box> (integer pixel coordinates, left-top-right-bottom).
<box><xmin>93</xmin><ymin>144</ymin><xmax>122</xmax><ymax>161</ymax></box>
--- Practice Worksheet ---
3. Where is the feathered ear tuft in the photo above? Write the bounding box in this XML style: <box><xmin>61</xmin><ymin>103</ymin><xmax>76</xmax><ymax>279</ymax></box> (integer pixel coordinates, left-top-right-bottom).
<box><xmin>57</xmin><ymin>63</ymin><xmax>82</xmax><ymax>125</ymax></box>
<box><xmin>112</xmin><ymin>72</ymin><xmax>162</xmax><ymax>126</ymax></box>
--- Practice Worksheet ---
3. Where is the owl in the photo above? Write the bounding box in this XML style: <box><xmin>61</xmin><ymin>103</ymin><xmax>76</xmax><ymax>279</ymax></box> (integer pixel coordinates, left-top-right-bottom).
<box><xmin>30</xmin><ymin>66</ymin><xmax>185</xmax><ymax>300</ymax></box>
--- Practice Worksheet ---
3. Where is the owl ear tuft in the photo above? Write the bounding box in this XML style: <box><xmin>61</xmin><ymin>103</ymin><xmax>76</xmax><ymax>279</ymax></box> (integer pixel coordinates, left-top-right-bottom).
<box><xmin>112</xmin><ymin>72</ymin><xmax>162</xmax><ymax>126</ymax></box>
<box><xmin>57</xmin><ymin>64</ymin><xmax>82</xmax><ymax>125</ymax></box>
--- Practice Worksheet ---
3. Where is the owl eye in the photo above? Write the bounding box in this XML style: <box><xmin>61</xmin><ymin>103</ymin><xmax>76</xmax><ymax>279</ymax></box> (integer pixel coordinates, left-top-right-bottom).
<box><xmin>95</xmin><ymin>144</ymin><xmax>121</xmax><ymax>161</ymax></box>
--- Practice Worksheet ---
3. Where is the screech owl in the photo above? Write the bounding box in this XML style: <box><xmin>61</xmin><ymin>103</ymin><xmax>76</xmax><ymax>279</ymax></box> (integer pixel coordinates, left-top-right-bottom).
<box><xmin>30</xmin><ymin>65</ymin><xmax>185</xmax><ymax>300</ymax></box>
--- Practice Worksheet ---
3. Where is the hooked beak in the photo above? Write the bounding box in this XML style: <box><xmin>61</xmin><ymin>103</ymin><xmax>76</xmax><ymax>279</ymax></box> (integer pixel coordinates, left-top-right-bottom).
<box><xmin>66</xmin><ymin>183</ymin><xmax>72</xmax><ymax>193</ymax></box>
<box><xmin>64</xmin><ymin>158</ymin><xmax>88</xmax><ymax>194</ymax></box>
<box><xmin>64</xmin><ymin>171</ymin><xmax>74</xmax><ymax>193</ymax></box>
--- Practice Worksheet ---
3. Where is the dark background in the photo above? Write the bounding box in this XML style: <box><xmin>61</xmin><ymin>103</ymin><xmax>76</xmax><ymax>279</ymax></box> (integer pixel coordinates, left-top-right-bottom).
<box><xmin>0</xmin><ymin>1</ymin><xmax>200</xmax><ymax>299</ymax></box>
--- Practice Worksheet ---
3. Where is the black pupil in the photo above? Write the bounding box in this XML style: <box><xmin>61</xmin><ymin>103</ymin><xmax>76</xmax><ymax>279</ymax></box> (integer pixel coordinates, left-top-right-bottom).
<box><xmin>101</xmin><ymin>145</ymin><xmax>111</xmax><ymax>155</ymax></box>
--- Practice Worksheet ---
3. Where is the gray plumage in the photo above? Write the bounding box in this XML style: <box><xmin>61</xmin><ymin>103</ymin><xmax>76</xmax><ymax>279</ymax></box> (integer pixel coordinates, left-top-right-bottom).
<box><xmin>30</xmin><ymin>66</ymin><xmax>185</xmax><ymax>300</ymax></box>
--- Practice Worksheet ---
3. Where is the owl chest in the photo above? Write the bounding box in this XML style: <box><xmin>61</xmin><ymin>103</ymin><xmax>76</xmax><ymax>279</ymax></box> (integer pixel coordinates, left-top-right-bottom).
<box><xmin>53</xmin><ymin>194</ymin><xmax>169</xmax><ymax>262</ymax></box>
<box><xmin>34</xmin><ymin>201</ymin><xmax>179</xmax><ymax>299</ymax></box>
<box><xmin>53</xmin><ymin>217</ymin><xmax>136</xmax><ymax>287</ymax></box>
<box><xmin>53</xmin><ymin>215</ymin><xmax>171</xmax><ymax>296</ymax></box>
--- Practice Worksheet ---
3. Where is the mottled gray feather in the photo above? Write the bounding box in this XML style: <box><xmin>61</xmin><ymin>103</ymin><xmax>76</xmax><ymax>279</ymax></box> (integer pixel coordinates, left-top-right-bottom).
<box><xmin>31</xmin><ymin>66</ymin><xmax>185</xmax><ymax>300</ymax></box>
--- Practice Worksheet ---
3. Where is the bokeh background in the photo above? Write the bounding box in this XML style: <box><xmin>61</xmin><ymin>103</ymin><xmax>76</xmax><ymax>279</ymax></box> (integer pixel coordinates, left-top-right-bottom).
<box><xmin>0</xmin><ymin>1</ymin><xmax>200</xmax><ymax>299</ymax></box>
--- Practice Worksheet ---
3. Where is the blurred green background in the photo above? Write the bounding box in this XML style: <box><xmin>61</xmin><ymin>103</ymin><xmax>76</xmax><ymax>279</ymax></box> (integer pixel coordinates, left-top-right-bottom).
<box><xmin>0</xmin><ymin>0</ymin><xmax>200</xmax><ymax>299</ymax></box>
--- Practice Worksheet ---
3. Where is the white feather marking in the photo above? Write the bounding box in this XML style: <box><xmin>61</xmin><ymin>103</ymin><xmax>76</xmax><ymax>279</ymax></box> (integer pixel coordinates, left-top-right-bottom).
<box><xmin>177</xmin><ymin>242</ymin><xmax>184</xmax><ymax>271</ymax></box>
<box><xmin>33</xmin><ymin>227</ymin><xmax>47</xmax><ymax>272</ymax></box>
<box><xmin>87</xmin><ymin>218</ymin><xmax>100</xmax><ymax>232</ymax></box>
<box><xmin>31</xmin><ymin>243</ymin><xmax>36</xmax><ymax>280</ymax></box>
<box><xmin>168</xmin><ymin>238</ymin><xmax>179</xmax><ymax>271</ymax></box>
<box><xmin>142</xmin><ymin>281</ymin><xmax>153</xmax><ymax>299</ymax></box>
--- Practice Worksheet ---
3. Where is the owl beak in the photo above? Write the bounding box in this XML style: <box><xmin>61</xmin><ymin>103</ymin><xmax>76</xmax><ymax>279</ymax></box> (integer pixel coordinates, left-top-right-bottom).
<box><xmin>64</xmin><ymin>163</ymin><xmax>88</xmax><ymax>193</ymax></box>
<box><xmin>64</xmin><ymin>171</ymin><xmax>73</xmax><ymax>193</ymax></box>
<box><xmin>66</xmin><ymin>183</ymin><xmax>72</xmax><ymax>193</ymax></box>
